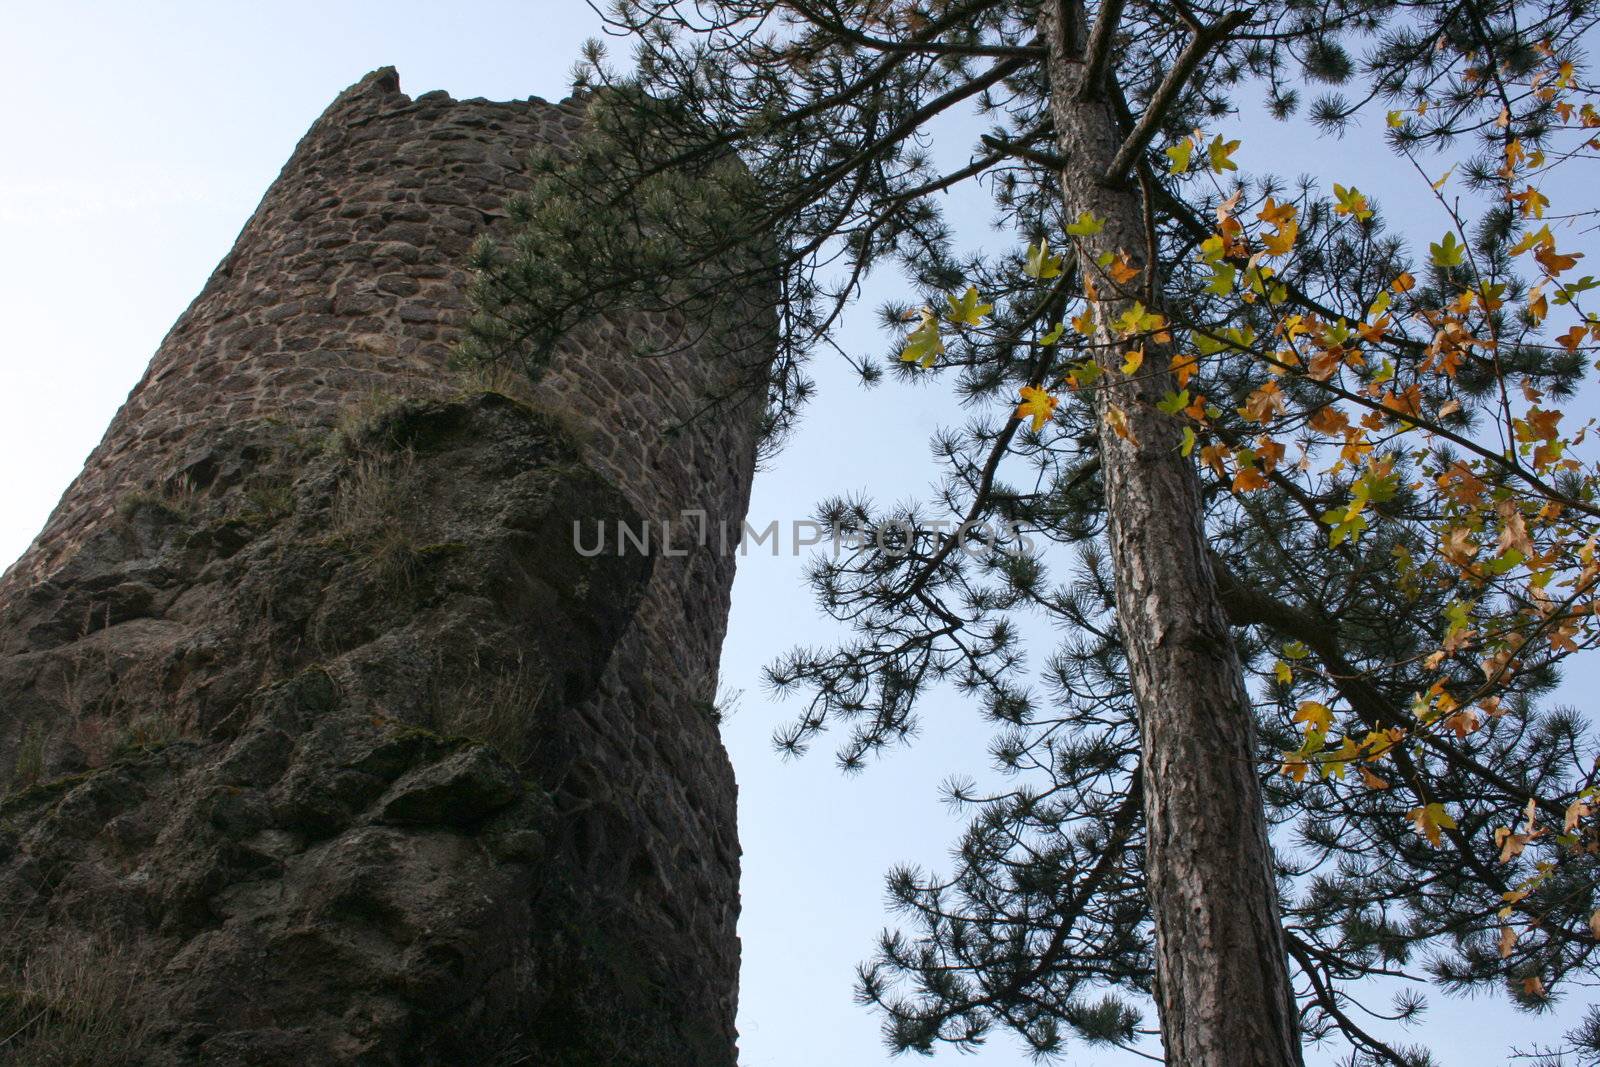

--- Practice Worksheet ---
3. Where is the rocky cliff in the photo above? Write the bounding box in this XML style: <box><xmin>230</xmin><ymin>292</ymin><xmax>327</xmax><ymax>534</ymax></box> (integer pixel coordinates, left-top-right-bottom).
<box><xmin>0</xmin><ymin>68</ymin><xmax>763</xmax><ymax>1065</ymax></box>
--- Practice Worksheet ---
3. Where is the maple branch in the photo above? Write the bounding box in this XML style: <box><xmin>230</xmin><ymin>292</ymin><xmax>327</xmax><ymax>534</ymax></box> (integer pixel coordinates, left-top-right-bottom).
<box><xmin>1102</xmin><ymin>10</ymin><xmax>1252</xmax><ymax>185</ymax></box>
<box><xmin>1207</xmin><ymin>551</ymin><xmax>1568</xmax><ymax>824</ymax></box>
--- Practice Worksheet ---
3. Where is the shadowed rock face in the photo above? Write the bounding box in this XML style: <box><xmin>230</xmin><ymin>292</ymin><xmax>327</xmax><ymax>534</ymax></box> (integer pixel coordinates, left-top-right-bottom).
<box><xmin>0</xmin><ymin>69</ymin><xmax>763</xmax><ymax>1065</ymax></box>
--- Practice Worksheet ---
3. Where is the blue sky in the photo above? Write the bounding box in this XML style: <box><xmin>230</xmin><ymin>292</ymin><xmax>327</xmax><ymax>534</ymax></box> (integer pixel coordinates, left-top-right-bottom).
<box><xmin>2</xmin><ymin>3</ymin><xmax>1593</xmax><ymax>1064</ymax></box>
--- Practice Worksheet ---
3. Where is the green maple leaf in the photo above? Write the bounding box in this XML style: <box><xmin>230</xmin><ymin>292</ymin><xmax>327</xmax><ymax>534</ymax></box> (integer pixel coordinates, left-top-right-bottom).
<box><xmin>1023</xmin><ymin>239</ymin><xmax>1063</xmax><ymax>279</ymax></box>
<box><xmin>899</xmin><ymin>309</ymin><xmax>945</xmax><ymax>368</ymax></box>
<box><xmin>1430</xmin><ymin>231</ymin><xmax>1466</xmax><ymax>268</ymax></box>
<box><xmin>1207</xmin><ymin>135</ymin><xmax>1240</xmax><ymax>173</ymax></box>
<box><xmin>1165</xmin><ymin>138</ymin><xmax>1194</xmax><ymax>174</ymax></box>
<box><xmin>1064</xmin><ymin>211</ymin><xmax>1105</xmax><ymax>238</ymax></box>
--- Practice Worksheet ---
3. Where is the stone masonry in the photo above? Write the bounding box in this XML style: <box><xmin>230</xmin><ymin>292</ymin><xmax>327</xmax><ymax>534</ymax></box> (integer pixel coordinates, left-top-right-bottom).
<box><xmin>0</xmin><ymin>68</ymin><xmax>766</xmax><ymax>1064</ymax></box>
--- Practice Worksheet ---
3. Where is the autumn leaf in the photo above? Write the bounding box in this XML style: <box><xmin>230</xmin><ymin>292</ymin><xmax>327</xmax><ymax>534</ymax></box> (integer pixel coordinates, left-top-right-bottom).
<box><xmin>1407</xmin><ymin>803</ymin><xmax>1457</xmax><ymax>847</ymax></box>
<box><xmin>1510</xmin><ymin>224</ymin><xmax>1554</xmax><ymax>257</ymax></box>
<box><xmin>1111</xmin><ymin>301</ymin><xmax>1166</xmax><ymax>338</ymax></box>
<box><xmin>1065</xmin><ymin>211</ymin><xmax>1106</xmax><ymax>238</ymax></box>
<box><xmin>1165</xmin><ymin>137</ymin><xmax>1195</xmax><ymax>174</ymax></box>
<box><xmin>1015</xmin><ymin>385</ymin><xmax>1059</xmax><ymax>432</ymax></box>
<box><xmin>1105</xmin><ymin>403</ymin><xmax>1138</xmax><ymax>444</ymax></box>
<box><xmin>1120</xmin><ymin>347</ymin><xmax>1145</xmax><ymax>375</ymax></box>
<box><xmin>1497</xmin><ymin>507</ymin><xmax>1534</xmax><ymax>558</ymax></box>
<box><xmin>1067</xmin><ymin>359</ymin><xmax>1102</xmax><ymax>390</ymax></box>
<box><xmin>1232</xmin><ymin>464</ymin><xmax>1269</xmax><ymax>492</ymax></box>
<box><xmin>900</xmin><ymin>307</ymin><xmax>944</xmax><ymax>368</ymax></box>
<box><xmin>1261</xmin><ymin>230</ymin><xmax>1297</xmax><ymax>259</ymax></box>
<box><xmin>1294</xmin><ymin>701</ymin><xmax>1334</xmax><ymax>734</ymax></box>
<box><xmin>1527</xmin><ymin>285</ymin><xmax>1549</xmax><ymax>323</ymax></box>
<box><xmin>1200</xmin><ymin>442</ymin><xmax>1230</xmax><ymax>478</ymax></box>
<box><xmin>1430</xmin><ymin>231</ymin><xmax>1466</xmax><ymax>268</ymax></box>
<box><xmin>1207</xmin><ymin>135</ymin><xmax>1240</xmax><ymax>173</ymax></box>
<box><xmin>1495</xmin><ymin>824</ymin><xmax>1539</xmax><ymax>863</ymax></box>
<box><xmin>1332</xmin><ymin>183</ymin><xmax>1373</xmax><ymax>221</ymax></box>
<box><xmin>1238</xmin><ymin>380</ymin><xmax>1286</xmax><ymax>423</ymax></box>
<box><xmin>1024</xmin><ymin>239</ymin><xmax>1064</xmax><ymax>280</ymax></box>
<box><xmin>1358</xmin><ymin>765</ymin><xmax>1390</xmax><ymax>791</ymax></box>
<box><xmin>1534</xmin><ymin>240</ymin><xmax>1582</xmax><ymax>276</ymax></box>
<box><xmin>1171</xmin><ymin>352</ymin><xmax>1199</xmax><ymax>388</ymax></box>
<box><xmin>1108</xmin><ymin>253</ymin><xmax>1141</xmax><ymax>285</ymax></box>
<box><xmin>1205</xmin><ymin>262</ymin><xmax>1237</xmax><ymax>295</ymax></box>
<box><xmin>1554</xmin><ymin>275</ymin><xmax>1599</xmax><ymax>304</ymax></box>
<box><xmin>1256</xmin><ymin>198</ymin><xmax>1293</xmax><ymax>228</ymax></box>
<box><xmin>946</xmin><ymin>285</ymin><xmax>993</xmax><ymax>326</ymax></box>
<box><xmin>1511</xmin><ymin>185</ymin><xmax>1550</xmax><ymax>219</ymax></box>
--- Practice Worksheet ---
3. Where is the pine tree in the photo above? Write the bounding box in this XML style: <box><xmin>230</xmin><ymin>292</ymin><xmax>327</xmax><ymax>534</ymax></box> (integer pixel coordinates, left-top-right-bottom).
<box><xmin>465</xmin><ymin>2</ymin><xmax>1600</xmax><ymax>1062</ymax></box>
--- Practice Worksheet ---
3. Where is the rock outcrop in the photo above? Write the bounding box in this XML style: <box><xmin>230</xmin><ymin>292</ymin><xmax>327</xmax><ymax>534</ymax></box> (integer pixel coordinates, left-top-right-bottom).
<box><xmin>0</xmin><ymin>68</ymin><xmax>764</xmax><ymax>1065</ymax></box>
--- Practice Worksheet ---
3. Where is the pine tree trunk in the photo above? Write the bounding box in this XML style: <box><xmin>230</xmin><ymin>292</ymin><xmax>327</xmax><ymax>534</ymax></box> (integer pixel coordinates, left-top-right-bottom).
<box><xmin>1038</xmin><ymin>4</ymin><xmax>1304</xmax><ymax>1063</ymax></box>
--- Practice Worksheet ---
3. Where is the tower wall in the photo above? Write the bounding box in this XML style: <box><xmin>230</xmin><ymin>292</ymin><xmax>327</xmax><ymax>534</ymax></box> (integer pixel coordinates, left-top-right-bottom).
<box><xmin>0</xmin><ymin>68</ymin><xmax>759</xmax><ymax>1064</ymax></box>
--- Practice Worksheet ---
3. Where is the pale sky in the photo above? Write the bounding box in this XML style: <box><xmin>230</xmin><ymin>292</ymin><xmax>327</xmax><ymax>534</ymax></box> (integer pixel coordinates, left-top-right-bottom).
<box><xmin>1</xmin><ymin>3</ymin><xmax>1591</xmax><ymax>1064</ymax></box>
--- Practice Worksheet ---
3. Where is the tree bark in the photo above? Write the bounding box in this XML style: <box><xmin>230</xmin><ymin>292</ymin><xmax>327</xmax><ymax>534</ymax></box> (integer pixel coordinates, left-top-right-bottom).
<box><xmin>1037</xmin><ymin>3</ymin><xmax>1305</xmax><ymax>1063</ymax></box>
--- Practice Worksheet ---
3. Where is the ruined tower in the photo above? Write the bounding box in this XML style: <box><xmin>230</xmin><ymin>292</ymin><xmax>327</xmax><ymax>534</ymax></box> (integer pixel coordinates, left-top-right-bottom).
<box><xmin>0</xmin><ymin>69</ymin><xmax>762</xmax><ymax>1064</ymax></box>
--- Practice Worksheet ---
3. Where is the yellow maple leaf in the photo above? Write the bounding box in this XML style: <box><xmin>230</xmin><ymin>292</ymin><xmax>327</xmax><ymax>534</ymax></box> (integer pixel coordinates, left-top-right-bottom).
<box><xmin>1105</xmin><ymin>403</ymin><xmax>1138</xmax><ymax>444</ymax></box>
<box><xmin>1111</xmin><ymin>301</ymin><xmax>1166</xmax><ymax>338</ymax></box>
<box><xmin>1294</xmin><ymin>700</ymin><xmax>1334</xmax><ymax>734</ymax></box>
<box><xmin>1407</xmin><ymin>803</ymin><xmax>1457</xmax><ymax>847</ymax></box>
<box><xmin>1261</xmin><ymin>220</ymin><xmax>1298</xmax><ymax>257</ymax></box>
<box><xmin>1015</xmin><ymin>385</ymin><xmax>1059</xmax><ymax>432</ymax></box>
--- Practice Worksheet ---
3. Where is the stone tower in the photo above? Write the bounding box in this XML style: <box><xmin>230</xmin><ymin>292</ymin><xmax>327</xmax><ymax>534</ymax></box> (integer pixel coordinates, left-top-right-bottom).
<box><xmin>0</xmin><ymin>69</ymin><xmax>763</xmax><ymax>1064</ymax></box>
